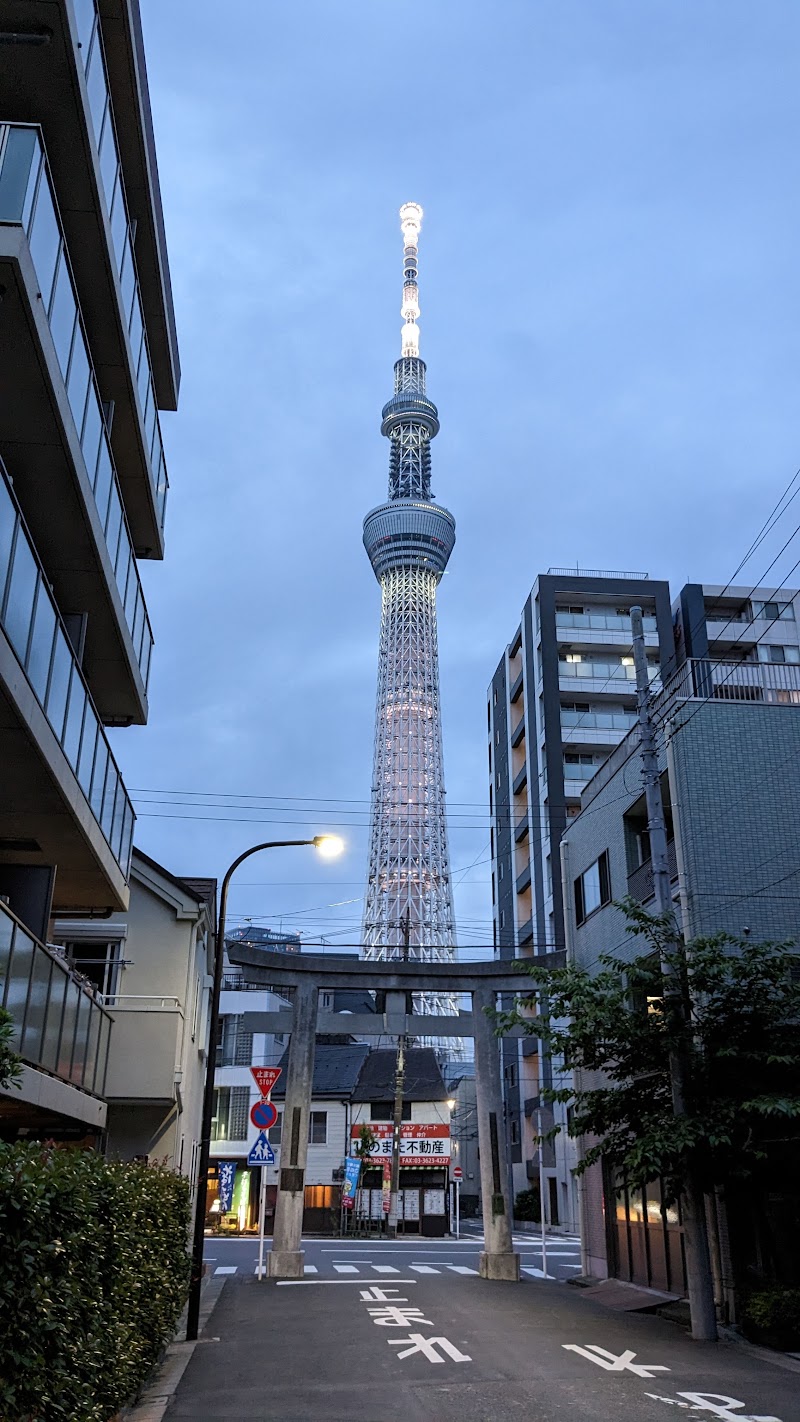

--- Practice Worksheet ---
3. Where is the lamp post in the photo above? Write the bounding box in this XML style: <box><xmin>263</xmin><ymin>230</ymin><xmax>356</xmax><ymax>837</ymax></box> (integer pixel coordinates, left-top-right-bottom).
<box><xmin>185</xmin><ymin>833</ymin><xmax>343</xmax><ymax>1341</ymax></box>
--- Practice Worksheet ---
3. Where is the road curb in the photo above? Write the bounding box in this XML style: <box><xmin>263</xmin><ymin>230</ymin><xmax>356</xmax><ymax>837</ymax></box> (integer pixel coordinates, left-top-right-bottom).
<box><xmin>121</xmin><ymin>1275</ymin><xmax>229</xmax><ymax>1421</ymax></box>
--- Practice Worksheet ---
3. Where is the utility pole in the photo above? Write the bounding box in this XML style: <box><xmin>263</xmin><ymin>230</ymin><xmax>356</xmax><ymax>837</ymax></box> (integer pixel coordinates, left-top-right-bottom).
<box><xmin>388</xmin><ymin>911</ymin><xmax>410</xmax><ymax>1238</ymax></box>
<box><xmin>631</xmin><ymin>607</ymin><xmax>717</xmax><ymax>1341</ymax></box>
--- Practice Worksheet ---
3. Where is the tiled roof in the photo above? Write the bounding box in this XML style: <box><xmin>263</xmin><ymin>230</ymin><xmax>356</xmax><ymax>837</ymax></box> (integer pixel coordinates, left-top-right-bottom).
<box><xmin>352</xmin><ymin>1047</ymin><xmax>447</xmax><ymax>1102</ymax></box>
<box><xmin>273</xmin><ymin>1043</ymin><xmax>370</xmax><ymax>1098</ymax></box>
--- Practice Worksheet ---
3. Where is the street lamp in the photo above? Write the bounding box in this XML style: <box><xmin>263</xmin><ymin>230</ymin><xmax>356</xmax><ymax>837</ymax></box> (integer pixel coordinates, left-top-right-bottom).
<box><xmin>186</xmin><ymin>833</ymin><xmax>344</xmax><ymax>1340</ymax></box>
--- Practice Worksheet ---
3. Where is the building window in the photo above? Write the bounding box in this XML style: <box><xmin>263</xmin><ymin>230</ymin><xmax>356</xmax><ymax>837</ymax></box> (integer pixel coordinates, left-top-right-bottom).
<box><xmin>758</xmin><ymin>644</ymin><xmax>800</xmax><ymax>664</ymax></box>
<box><xmin>309</xmin><ymin>1111</ymin><xmax>327</xmax><ymax>1145</ymax></box>
<box><xmin>269</xmin><ymin>1111</ymin><xmax>282</xmax><ymax>1145</ymax></box>
<box><xmin>574</xmin><ymin>851</ymin><xmax>611</xmax><ymax>925</ymax></box>
<box><xmin>61</xmin><ymin>940</ymin><xmax>121</xmax><ymax>1000</ymax></box>
<box><xmin>216</xmin><ymin>1014</ymin><xmax>254</xmax><ymax>1067</ymax></box>
<box><xmin>753</xmin><ymin>600</ymin><xmax>795</xmax><ymax>622</ymax></box>
<box><xmin>504</xmin><ymin>1063</ymin><xmax>517</xmax><ymax>1088</ymax></box>
<box><xmin>212</xmin><ymin>1086</ymin><xmax>250</xmax><ymax>1142</ymax></box>
<box><xmin>510</xmin><ymin>1119</ymin><xmax>520</xmax><ymax>1145</ymax></box>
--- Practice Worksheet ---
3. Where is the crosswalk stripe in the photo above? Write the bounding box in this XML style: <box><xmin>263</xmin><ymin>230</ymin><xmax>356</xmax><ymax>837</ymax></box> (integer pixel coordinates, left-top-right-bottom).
<box><xmin>214</xmin><ymin>1266</ymin><xmax>237</xmax><ymax>1275</ymax></box>
<box><xmin>304</xmin><ymin>1265</ymin><xmax>318</xmax><ymax>1274</ymax></box>
<box><xmin>371</xmin><ymin>1265</ymin><xmax>400</xmax><ymax>1274</ymax></box>
<box><xmin>447</xmin><ymin>1265</ymin><xmax>478</xmax><ymax>1275</ymax></box>
<box><xmin>333</xmin><ymin>1264</ymin><xmax>359</xmax><ymax>1274</ymax></box>
<box><xmin>410</xmin><ymin>1265</ymin><xmax>440</xmax><ymax>1274</ymax></box>
<box><xmin>522</xmin><ymin>1266</ymin><xmax>556</xmax><ymax>1280</ymax></box>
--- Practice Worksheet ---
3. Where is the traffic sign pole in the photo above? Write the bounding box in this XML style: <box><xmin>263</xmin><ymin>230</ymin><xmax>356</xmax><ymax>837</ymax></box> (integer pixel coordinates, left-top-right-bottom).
<box><xmin>257</xmin><ymin>1166</ymin><xmax>268</xmax><ymax>1281</ymax></box>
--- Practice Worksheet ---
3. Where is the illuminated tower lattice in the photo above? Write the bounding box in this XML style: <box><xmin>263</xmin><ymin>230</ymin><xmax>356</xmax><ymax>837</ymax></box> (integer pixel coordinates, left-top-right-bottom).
<box><xmin>362</xmin><ymin>204</ymin><xmax>459</xmax><ymax>1025</ymax></box>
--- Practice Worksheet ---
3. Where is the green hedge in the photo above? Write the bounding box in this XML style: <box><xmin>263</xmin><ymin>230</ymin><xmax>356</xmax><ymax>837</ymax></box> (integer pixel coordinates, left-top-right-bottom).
<box><xmin>0</xmin><ymin>1143</ymin><xmax>191</xmax><ymax>1421</ymax></box>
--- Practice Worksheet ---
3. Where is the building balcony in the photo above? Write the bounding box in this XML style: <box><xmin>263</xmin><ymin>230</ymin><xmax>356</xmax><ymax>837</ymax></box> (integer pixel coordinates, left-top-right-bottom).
<box><xmin>558</xmin><ymin>661</ymin><xmax>658</xmax><ymax>695</ymax></box>
<box><xmin>518</xmin><ymin>917</ymin><xmax>534</xmax><ymax>945</ymax></box>
<box><xmin>102</xmin><ymin>995</ymin><xmax>183</xmax><ymax>1106</ymax></box>
<box><xmin>1</xmin><ymin>6</ymin><xmax>176</xmax><ymax>554</ymax></box>
<box><xmin>0</xmin><ymin>897</ymin><xmax>111</xmax><ymax>1131</ymax></box>
<box><xmin>627</xmin><ymin>839</ymin><xmax>679</xmax><ymax>905</ymax></box>
<box><xmin>514</xmin><ymin>813</ymin><xmax>529</xmax><ymax>844</ymax></box>
<box><xmin>510</xmin><ymin>715</ymin><xmax>526</xmax><ymax>748</ymax></box>
<box><xmin>512</xmin><ymin>763</ymin><xmax>528</xmax><ymax>795</ymax></box>
<box><xmin>516</xmin><ymin>862</ymin><xmax>532</xmax><ymax>895</ymax></box>
<box><xmin>510</xmin><ymin>667</ymin><xmax>524</xmax><ymax>704</ymax></box>
<box><xmin>661</xmin><ymin>657</ymin><xmax>800</xmax><ymax>707</ymax></box>
<box><xmin>0</xmin><ymin>126</ymin><xmax>153</xmax><ymax>718</ymax></box>
<box><xmin>521</xmin><ymin>1037</ymin><xmax>539</xmax><ymax>1058</ymax></box>
<box><xmin>0</xmin><ymin>462</ymin><xmax>134</xmax><ymax>906</ymax></box>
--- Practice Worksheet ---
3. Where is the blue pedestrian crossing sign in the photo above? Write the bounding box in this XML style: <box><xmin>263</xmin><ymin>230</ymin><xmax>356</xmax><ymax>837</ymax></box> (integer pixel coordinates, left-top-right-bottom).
<box><xmin>248</xmin><ymin>1132</ymin><xmax>275</xmax><ymax>1166</ymax></box>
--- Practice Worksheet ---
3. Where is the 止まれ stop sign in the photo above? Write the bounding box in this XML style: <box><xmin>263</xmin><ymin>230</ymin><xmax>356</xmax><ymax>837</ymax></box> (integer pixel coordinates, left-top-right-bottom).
<box><xmin>452</xmin><ymin>1167</ymin><xmax>463</xmax><ymax>1180</ymax></box>
<box><xmin>250</xmin><ymin>1099</ymin><xmax>278</xmax><ymax>1131</ymax></box>
<box><xmin>250</xmin><ymin>1066</ymin><xmax>281</xmax><ymax>1098</ymax></box>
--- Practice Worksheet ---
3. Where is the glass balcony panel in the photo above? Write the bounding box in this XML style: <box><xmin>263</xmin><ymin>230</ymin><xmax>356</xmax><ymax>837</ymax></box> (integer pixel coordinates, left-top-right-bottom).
<box><xmin>0</xmin><ymin>126</ymin><xmax>38</xmax><ymax>220</ymax></box>
<box><xmin>85</xmin><ymin>40</ymin><xmax>108</xmax><ymax>135</ymax></box>
<box><xmin>136</xmin><ymin>338</ymin><xmax>149</xmax><ymax>408</ymax></box>
<box><xmin>123</xmin><ymin>551</ymin><xmax>137</xmax><ymax>622</ymax></box>
<box><xmin>66</xmin><ymin>335</ymin><xmax>91</xmax><ymax>436</ymax></box>
<box><xmin>49</xmin><ymin>255</ymin><xmax>78</xmax><ymax>379</ymax></box>
<box><xmin>70</xmin><ymin>990</ymin><xmax>91</xmax><ymax>1086</ymax></box>
<box><xmin>5</xmin><ymin>533</ymin><xmax>38</xmax><ymax>662</ymax></box>
<box><xmin>73</xmin><ymin>0</ymin><xmax>96</xmax><ymax>51</ymax></box>
<box><xmin>83</xmin><ymin>1001</ymin><xmax>101</xmax><ymax>1094</ymax></box>
<box><xmin>144</xmin><ymin>385</ymin><xmax>156</xmax><ymax>455</ymax></box>
<box><xmin>27</xmin><ymin>175</ymin><xmax>61</xmax><ymax>311</ymax></box>
<box><xmin>119</xmin><ymin>235</ymin><xmax>136</xmax><ymax>326</ymax></box>
<box><xmin>132</xmin><ymin>589</ymin><xmax>145</xmax><ymax>656</ymax></box>
<box><xmin>98</xmin><ymin>121</ymin><xmax>118</xmax><ymax>207</ymax></box>
<box><xmin>5</xmin><ymin>927</ymin><xmax>33</xmax><ymax>1049</ymax></box>
<box><xmin>63</xmin><ymin>671</ymin><xmax>86</xmax><ymax>771</ymax></box>
<box><xmin>90</xmin><ymin>738</ymin><xmax>108</xmax><ymax>820</ymax></box>
<box><xmin>120</xmin><ymin>801</ymin><xmax>134</xmax><ymax>875</ymax></box>
<box><xmin>58</xmin><ymin>978</ymin><xmax>79</xmax><ymax>1077</ymax></box>
<box><xmin>77</xmin><ymin>704</ymin><xmax>98</xmax><ymax>797</ymax></box>
<box><xmin>20</xmin><ymin>945</ymin><xmax>51</xmax><ymax>1063</ymax></box>
<box><xmin>141</xmin><ymin>630</ymin><xmax>153</xmax><ymax>689</ymax></box>
<box><xmin>0</xmin><ymin>478</ymin><xmax>16</xmax><ymax>603</ymax></box>
<box><xmin>27</xmin><ymin>584</ymin><xmax>56</xmax><ymax>703</ymax></box>
<box><xmin>110</xmin><ymin>174</ymin><xmax>127</xmax><ymax>267</ymax></box>
<box><xmin>95</xmin><ymin>1011</ymin><xmax>111</xmax><ymax>1095</ymax></box>
<box><xmin>101</xmin><ymin>771</ymin><xmax>117</xmax><ymax>839</ymax></box>
<box><xmin>105</xmin><ymin>483</ymin><xmax>122</xmax><ymax>563</ymax></box>
<box><xmin>0</xmin><ymin>911</ymin><xmax>13</xmax><ymax>1003</ymax></box>
<box><xmin>111</xmin><ymin>783</ymin><xmax>125</xmax><ymax>861</ymax></box>
<box><xmin>93</xmin><ymin>441</ymin><xmax>113</xmax><ymax>528</ymax></box>
<box><xmin>41</xmin><ymin>959</ymin><xmax>67</xmax><ymax>1072</ymax></box>
<box><xmin>128</xmin><ymin>296</ymin><xmax>143</xmax><ymax>373</ymax></box>
<box><xmin>156</xmin><ymin>457</ymin><xmax>168</xmax><ymax>525</ymax></box>
<box><xmin>81</xmin><ymin>386</ymin><xmax>103</xmax><ymax>485</ymax></box>
<box><xmin>46</xmin><ymin>625</ymin><xmax>72</xmax><ymax>740</ymax></box>
<box><xmin>116</xmin><ymin>541</ymin><xmax>131</xmax><ymax>607</ymax></box>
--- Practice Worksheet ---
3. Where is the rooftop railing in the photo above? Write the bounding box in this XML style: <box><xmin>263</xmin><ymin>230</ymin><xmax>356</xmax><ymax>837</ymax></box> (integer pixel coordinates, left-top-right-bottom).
<box><xmin>0</xmin><ymin>124</ymin><xmax>154</xmax><ymax>688</ymax></box>
<box><xmin>657</xmin><ymin>657</ymin><xmax>800</xmax><ymax>709</ymax></box>
<box><xmin>547</xmin><ymin>567</ymin><xmax>649</xmax><ymax>580</ymax></box>
<box><xmin>0</xmin><ymin>898</ymin><xmax>112</xmax><ymax>1098</ymax></box>
<box><xmin>71</xmin><ymin>0</ymin><xmax>169</xmax><ymax>529</ymax></box>
<box><xmin>0</xmin><ymin>458</ymin><xmax>135</xmax><ymax>877</ymax></box>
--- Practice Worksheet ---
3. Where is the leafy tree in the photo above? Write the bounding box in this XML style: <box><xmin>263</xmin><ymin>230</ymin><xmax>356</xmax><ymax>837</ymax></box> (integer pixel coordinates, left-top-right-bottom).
<box><xmin>0</xmin><ymin>1005</ymin><xmax>21</xmax><ymax>1092</ymax></box>
<box><xmin>498</xmin><ymin>902</ymin><xmax>800</xmax><ymax>1200</ymax></box>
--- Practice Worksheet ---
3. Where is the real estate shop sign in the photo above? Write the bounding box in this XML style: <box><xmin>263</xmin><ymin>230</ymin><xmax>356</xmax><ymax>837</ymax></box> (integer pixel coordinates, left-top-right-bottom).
<box><xmin>350</xmin><ymin>1123</ymin><xmax>450</xmax><ymax>1166</ymax></box>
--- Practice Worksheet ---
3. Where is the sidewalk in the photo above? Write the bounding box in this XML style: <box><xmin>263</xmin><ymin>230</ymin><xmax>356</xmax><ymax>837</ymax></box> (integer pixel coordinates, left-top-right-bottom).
<box><xmin>150</xmin><ymin>1270</ymin><xmax>800</xmax><ymax>1422</ymax></box>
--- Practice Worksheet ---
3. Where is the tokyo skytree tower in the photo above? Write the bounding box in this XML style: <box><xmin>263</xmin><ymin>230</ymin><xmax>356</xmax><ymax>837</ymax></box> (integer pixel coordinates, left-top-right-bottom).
<box><xmin>362</xmin><ymin>203</ymin><xmax>458</xmax><ymax>1019</ymax></box>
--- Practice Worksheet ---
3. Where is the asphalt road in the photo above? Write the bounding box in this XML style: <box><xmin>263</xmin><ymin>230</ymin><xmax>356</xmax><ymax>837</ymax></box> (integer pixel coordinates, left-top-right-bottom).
<box><xmin>170</xmin><ymin>1267</ymin><xmax>800</xmax><ymax>1421</ymax></box>
<box><xmin>203</xmin><ymin>1223</ymin><xmax>584</xmax><ymax>1283</ymax></box>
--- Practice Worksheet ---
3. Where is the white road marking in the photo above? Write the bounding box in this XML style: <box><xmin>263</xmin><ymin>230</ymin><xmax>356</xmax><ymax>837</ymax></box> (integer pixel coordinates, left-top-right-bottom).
<box><xmin>563</xmin><ymin>1345</ymin><xmax>668</xmax><ymax>1378</ymax></box>
<box><xmin>522</xmin><ymin>1266</ymin><xmax>556</xmax><ymax>1280</ymax></box>
<box><xmin>304</xmin><ymin>1265</ymin><xmax>318</xmax><ymax>1273</ymax></box>
<box><xmin>372</xmin><ymin>1265</ymin><xmax>401</xmax><ymax>1274</ymax></box>
<box><xmin>214</xmin><ymin>1266</ymin><xmax>237</xmax><ymax>1275</ymax></box>
<box><xmin>333</xmin><ymin>1264</ymin><xmax>360</xmax><ymax>1274</ymax></box>
<box><xmin>410</xmin><ymin>1265</ymin><xmax>440</xmax><ymax>1274</ymax></box>
<box><xmin>276</xmin><ymin>1278</ymin><xmax>418</xmax><ymax>1286</ymax></box>
<box><xmin>447</xmin><ymin>1265</ymin><xmax>478</xmax><ymax>1275</ymax></box>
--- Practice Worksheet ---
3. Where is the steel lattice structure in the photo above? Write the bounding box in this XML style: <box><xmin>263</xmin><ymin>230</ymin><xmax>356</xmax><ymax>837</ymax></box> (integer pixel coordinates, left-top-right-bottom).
<box><xmin>362</xmin><ymin>204</ymin><xmax>460</xmax><ymax>1035</ymax></box>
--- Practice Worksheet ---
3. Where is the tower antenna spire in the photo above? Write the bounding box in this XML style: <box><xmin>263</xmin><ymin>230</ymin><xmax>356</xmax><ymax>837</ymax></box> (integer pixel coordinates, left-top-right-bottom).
<box><xmin>399</xmin><ymin>200</ymin><xmax>423</xmax><ymax>358</ymax></box>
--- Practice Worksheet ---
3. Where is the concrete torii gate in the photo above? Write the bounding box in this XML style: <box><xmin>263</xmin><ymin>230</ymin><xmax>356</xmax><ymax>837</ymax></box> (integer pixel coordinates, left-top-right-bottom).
<box><xmin>227</xmin><ymin>944</ymin><xmax>558</xmax><ymax>1282</ymax></box>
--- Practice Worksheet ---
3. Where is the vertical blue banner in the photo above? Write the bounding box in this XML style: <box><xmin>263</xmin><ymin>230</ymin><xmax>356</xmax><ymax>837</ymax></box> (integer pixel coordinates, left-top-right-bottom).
<box><xmin>341</xmin><ymin>1155</ymin><xmax>361</xmax><ymax>1209</ymax></box>
<box><xmin>217</xmin><ymin>1160</ymin><xmax>237</xmax><ymax>1213</ymax></box>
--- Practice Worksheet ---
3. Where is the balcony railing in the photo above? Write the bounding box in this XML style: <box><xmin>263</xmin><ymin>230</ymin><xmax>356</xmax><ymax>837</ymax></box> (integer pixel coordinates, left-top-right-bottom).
<box><xmin>0</xmin><ymin>460</ymin><xmax>134</xmax><ymax>876</ymax></box>
<box><xmin>556</xmin><ymin>612</ymin><xmax>657</xmax><ymax>633</ymax></box>
<box><xmin>71</xmin><ymin>1</ymin><xmax>169</xmax><ymax>530</ymax></box>
<box><xmin>561</xmin><ymin>709</ymin><xmax>637</xmax><ymax>732</ymax></box>
<box><xmin>0</xmin><ymin>124</ymin><xmax>153</xmax><ymax>688</ymax></box>
<box><xmin>0</xmin><ymin>899</ymin><xmax>111</xmax><ymax>1097</ymax></box>
<box><xmin>657</xmin><ymin>657</ymin><xmax>800</xmax><ymax>710</ymax></box>
<box><xmin>559</xmin><ymin>660</ymin><xmax>659</xmax><ymax>682</ymax></box>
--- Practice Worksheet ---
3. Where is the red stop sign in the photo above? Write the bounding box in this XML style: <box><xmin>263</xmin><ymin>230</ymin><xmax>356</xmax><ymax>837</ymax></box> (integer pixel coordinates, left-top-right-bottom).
<box><xmin>452</xmin><ymin>1166</ymin><xmax>463</xmax><ymax>1180</ymax></box>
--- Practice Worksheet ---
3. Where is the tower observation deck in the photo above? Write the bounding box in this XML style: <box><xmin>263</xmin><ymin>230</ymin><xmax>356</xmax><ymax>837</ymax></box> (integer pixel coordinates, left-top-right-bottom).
<box><xmin>362</xmin><ymin>204</ymin><xmax>459</xmax><ymax>1032</ymax></box>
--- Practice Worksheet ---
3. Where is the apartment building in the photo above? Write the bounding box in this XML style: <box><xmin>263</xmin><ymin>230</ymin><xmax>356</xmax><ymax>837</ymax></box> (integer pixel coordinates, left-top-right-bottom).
<box><xmin>487</xmin><ymin>570</ymin><xmax>674</xmax><ymax>1223</ymax></box>
<box><xmin>0</xmin><ymin>2</ymin><xmax>178</xmax><ymax>1139</ymax></box>
<box><xmin>561</xmin><ymin>652</ymin><xmax>800</xmax><ymax>1297</ymax></box>
<box><xmin>675</xmin><ymin>582</ymin><xmax>800</xmax><ymax>670</ymax></box>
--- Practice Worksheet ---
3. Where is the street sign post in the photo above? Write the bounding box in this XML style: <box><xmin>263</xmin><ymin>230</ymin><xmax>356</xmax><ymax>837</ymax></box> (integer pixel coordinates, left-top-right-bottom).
<box><xmin>250</xmin><ymin>1066</ymin><xmax>281</xmax><ymax>1098</ymax></box>
<box><xmin>248</xmin><ymin>1132</ymin><xmax>278</xmax><ymax>1282</ymax></box>
<box><xmin>248</xmin><ymin>1132</ymin><xmax>275</xmax><ymax>1167</ymax></box>
<box><xmin>451</xmin><ymin>1167</ymin><xmax>462</xmax><ymax>1238</ymax></box>
<box><xmin>250</xmin><ymin>1099</ymin><xmax>278</xmax><ymax>1131</ymax></box>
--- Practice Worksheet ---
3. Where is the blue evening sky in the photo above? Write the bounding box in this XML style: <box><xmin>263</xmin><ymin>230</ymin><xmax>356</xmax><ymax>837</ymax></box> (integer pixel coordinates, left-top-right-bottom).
<box><xmin>117</xmin><ymin>0</ymin><xmax>800</xmax><ymax>951</ymax></box>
